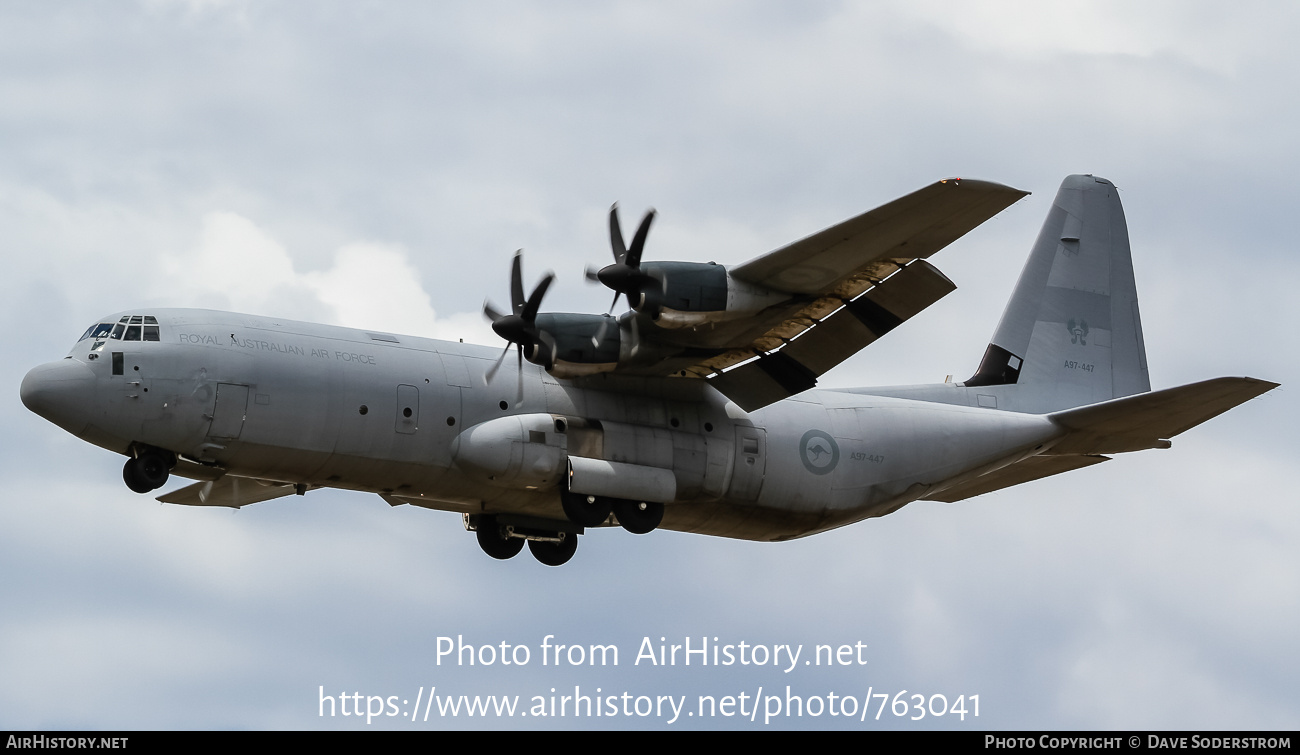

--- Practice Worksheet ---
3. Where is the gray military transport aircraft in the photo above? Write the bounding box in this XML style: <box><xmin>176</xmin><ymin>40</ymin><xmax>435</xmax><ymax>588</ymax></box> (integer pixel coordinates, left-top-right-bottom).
<box><xmin>21</xmin><ymin>175</ymin><xmax>1278</xmax><ymax>566</ymax></box>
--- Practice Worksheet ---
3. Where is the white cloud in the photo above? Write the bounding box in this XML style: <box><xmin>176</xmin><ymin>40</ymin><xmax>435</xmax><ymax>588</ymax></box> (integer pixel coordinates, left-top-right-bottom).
<box><xmin>153</xmin><ymin>210</ymin><xmax>498</xmax><ymax>345</ymax></box>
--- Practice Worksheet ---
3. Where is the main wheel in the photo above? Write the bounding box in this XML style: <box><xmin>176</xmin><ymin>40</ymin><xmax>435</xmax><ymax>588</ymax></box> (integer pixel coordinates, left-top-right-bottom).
<box><xmin>528</xmin><ymin>532</ymin><xmax>578</xmax><ymax>566</ymax></box>
<box><xmin>476</xmin><ymin>516</ymin><xmax>525</xmax><ymax>560</ymax></box>
<box><xmin>560</xmin><ymin>488</ymin><xmax>613</xmax><ymax>527</ymax></box>
<box><xmin>613</xmin><ymin>499</ymin><xmax>664</xmax><ymax>535</ymax></box>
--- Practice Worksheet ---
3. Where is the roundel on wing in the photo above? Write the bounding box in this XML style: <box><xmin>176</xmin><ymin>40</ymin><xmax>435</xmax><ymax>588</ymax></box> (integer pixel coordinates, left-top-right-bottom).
<box><xmin>800</xmin><ymin>429</ymin><xmax>839</xmax><ymax>475</ymax></box>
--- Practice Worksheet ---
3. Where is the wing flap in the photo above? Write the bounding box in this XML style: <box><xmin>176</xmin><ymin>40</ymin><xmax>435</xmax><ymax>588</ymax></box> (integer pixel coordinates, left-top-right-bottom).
<box><xmin>157</xmin><ymin>475</ymin><xmax>298</xmax><ymax>508</ymax></box>
<box><xmin>730</xmin><ymin>178</ymin><xmax>1027</xmax><ymax>296</ymax></box>
<box><xmin>1046</xmin><ymin>377</ymin><xmax>1279</xmax><ymax>456</ymax></box>
<box><xmin>705</xmin><ymin>260</ymin><xmax>955</xmax><ymax>410</ymax></box>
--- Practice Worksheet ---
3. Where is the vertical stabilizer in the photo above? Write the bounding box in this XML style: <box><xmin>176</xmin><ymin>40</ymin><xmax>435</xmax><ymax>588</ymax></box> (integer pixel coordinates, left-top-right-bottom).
<box><xmin>965</xmin><ymin>175</ymin><xmax>1150</xmax><ymax>412</ymax></box>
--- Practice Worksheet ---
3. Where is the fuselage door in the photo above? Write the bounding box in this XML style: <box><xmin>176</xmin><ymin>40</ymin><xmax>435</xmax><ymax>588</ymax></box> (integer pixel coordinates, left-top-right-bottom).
<box><xmin>396</xmin><ymin>384</ymin><xmax>419</xmax><ymax>434</ymax></box>
<box><xmin>209</xmin><ymin>383</ymin><xmax>250</xmax><ymax>439</ymax></box>
<box><xmin>727</xmin><ymin>426</ymin><xmax>767</xmax><ymax>501</ymax></box>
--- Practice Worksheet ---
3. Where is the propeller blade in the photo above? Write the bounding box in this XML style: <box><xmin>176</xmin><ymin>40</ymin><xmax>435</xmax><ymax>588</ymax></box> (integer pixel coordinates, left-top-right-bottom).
<box><xmin>521</xmin><ymin>272</ymin><xmax>554</xmax><ymax>321</ymax></box>
<box><xmin>626</xmin><ymin>209</ymin><xmax>656</xmax><ymax>268</ymax></box>
<box><xmin>538</xmin><ymin>330</ymin><xmax>558</xmax><ymax>366</ymax></box>
<box><xmin>585</xmin><ymin>265</ymin><xmax>603</xmax><ymax>283</ymax></box>
<box><xmin>483</xmin><ymin>301</ymin><xmax>506</xmax><ymax>323</ymax></box>
<box><xmin>609</xmin><ymin>204</ymin><xmax>626</xmax><ymax>264</ymax></box>
<box><xmin>510</xmin><ymin>250</ymin><xmax>525</xmax><ymax>315</ymax></box>
<box><xmin>516</xmin><ymin>349</ymin><xmax>524</xmax><ymax>405</ymax></box>
<box><xmin>591</xmin><ymin>314</ymin><xmax>612</xmax><ymax>348</ymax></box>
<box><xmin>484</xmin><ymin>343</ymin><xmax>511</xmax><ymax>384</ymax></box>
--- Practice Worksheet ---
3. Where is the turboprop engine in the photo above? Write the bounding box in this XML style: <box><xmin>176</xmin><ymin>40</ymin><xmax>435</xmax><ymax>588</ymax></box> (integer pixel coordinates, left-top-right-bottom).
<box><xmin>586</xmin><ymin>205</ymin><xmax>788</xmax><ymax>329</ymax></box>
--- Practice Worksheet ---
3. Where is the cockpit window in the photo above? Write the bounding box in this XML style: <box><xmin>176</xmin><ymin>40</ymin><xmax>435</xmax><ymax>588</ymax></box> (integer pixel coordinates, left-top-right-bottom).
<box><xmin>79</xmin><ymin>316</ymin><xmax>161</xmax><ymax>344</ymax></box>
<box><xmin>79</xmin><ymin>323</ymin><xmax>115</xmax><ymax>342</ymax></box>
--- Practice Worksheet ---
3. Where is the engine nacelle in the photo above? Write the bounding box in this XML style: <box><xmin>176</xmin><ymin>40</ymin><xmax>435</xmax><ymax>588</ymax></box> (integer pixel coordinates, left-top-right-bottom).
<box><xmin>638</xmin><ymin>262</ymin><xmax>789</xmax><ymax>329</ymax></box>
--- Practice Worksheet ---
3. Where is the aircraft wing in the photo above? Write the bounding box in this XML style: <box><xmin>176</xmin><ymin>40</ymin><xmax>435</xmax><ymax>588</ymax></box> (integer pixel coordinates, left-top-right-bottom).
<box><xmin>675</xmin><ymin>179</ymin><xmax>1026</xmax><ymax>410</ymax></box>
<box><xmin>157</xmin><ymin>475</ymin><xmax>298</xmax><ymax>508</ymax></box>
<box><xmin>729</xmin><ymin>178</ymin><xmax>1028</xmax><ymax>297</ymax></box>
<box><xmin>703</xmin><ymin>259</ymin><xmax>957</xmax><ymax>410</ymax></box>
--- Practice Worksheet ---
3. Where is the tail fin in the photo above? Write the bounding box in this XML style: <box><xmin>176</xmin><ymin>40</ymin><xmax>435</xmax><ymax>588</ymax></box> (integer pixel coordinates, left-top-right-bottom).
<box><xmin>964</xmin><ymin>174</ymin><xmax>1150</xmax><ymax>412</ymax></box>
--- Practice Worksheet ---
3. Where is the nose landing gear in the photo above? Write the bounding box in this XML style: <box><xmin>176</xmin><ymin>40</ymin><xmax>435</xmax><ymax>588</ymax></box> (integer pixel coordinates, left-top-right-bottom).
<box><xmin>122</xmin><ymin>447</ymin><xmax>173</xmax><ymax>494</ymax></box>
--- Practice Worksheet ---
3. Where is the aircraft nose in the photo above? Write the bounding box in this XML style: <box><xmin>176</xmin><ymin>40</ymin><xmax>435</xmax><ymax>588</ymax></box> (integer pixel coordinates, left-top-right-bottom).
<box><xmin>20</xmin><ymin>358</ymin><xmax>95</xmax><ymax>435</ymax></box>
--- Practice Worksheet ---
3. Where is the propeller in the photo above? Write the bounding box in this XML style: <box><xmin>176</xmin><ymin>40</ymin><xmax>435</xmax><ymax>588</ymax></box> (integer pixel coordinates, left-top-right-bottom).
<box><xmin>483</xmin><ymin>251</ymin><xmax>556</xmax><ymax>400</ymax></box>
<box><xmin>586</xmin><ymin>204</ymin><xmax>656</xmax><ymax>346</ymax></box>
<box><xmin>586</xmin><ymin>204</ymin><xmax>657</xmax><ymax>313</ymax></box>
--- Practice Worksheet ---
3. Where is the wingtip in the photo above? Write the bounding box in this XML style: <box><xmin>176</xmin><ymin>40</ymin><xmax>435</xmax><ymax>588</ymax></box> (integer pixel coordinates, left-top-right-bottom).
<box><xmin>938</xmin><ymin>177</ymin><xmax>1030</xmax><ymax>198</ymax></box>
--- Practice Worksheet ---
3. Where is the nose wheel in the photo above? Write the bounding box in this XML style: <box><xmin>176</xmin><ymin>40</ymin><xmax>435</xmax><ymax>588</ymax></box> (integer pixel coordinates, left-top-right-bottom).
<box><xmin>122</xmin><ymin>449</ymin><xmax>172</xmax><ymax>494</ymax></box>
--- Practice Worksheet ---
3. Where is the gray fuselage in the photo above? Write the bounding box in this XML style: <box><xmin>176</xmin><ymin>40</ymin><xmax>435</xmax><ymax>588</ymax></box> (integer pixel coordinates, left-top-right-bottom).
<box><xmin>27</xmin><ymin>308</ymin><xmax>1063</xmax><ymax>542</ymax></box>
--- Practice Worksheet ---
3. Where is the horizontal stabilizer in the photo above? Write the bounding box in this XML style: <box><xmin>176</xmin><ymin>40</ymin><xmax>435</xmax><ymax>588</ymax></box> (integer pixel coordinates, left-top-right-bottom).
<box><xmin>1046</xmin><ymin>377</ymin><xmax>1279</xmax><ymax>456</ymax></box>
<box><xmin>926</xmin><ymin>454</ymin><xmax>1110</xmax><ymax>503</ymax></box>
<box><xmin>708</xmin><ymin>260</ymin><xmax>956</xmax><ymax>411</ymax></box>
<box><xmin>157</xmin><ymin>475</ymin><xmax>298</xmax><ymax>508</ymax></box>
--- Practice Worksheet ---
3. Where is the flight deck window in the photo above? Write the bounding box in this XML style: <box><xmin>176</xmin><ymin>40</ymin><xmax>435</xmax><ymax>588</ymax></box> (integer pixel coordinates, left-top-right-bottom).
<box><xmin>80</xmin><ymin>323</ymin><xmax>115</xmax><ymax>342</ymax></box>
<box><xmin>83</xmin><ymin>316</ymin><xmax>160</xmax><ymax>344</ymax></box>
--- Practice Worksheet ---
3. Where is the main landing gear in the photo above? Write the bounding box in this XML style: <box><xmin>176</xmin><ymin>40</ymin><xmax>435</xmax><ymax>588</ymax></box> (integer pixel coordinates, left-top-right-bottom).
<box><xmin>469</xmin><ymin>492</ymin><xmax>667</xmax><ymax>566</ymax></box>
<box><xmin>122</xmin><ymin>447</ymin><xmax>174</xmax><ymax>494</ymax></box>
<box><xmin>560</xmin><ymin>483</ymin><xmax>664</xmax><ymax>534</ymax></box>
<box><xmin>471</xmin><ymin>514</ymin><xmax>580</xmax><ymax>567</ymax></box>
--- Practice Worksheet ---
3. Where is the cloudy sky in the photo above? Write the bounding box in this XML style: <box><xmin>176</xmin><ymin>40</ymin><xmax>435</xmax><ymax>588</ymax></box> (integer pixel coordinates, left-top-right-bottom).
<box><xmin>2</xmin><ymin>1</ymin><xmax>1296</xmax><ymax>730</ymax></box>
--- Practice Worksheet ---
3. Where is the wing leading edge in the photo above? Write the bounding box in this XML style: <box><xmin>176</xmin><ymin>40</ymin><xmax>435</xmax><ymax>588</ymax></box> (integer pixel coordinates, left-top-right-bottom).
<box><xmin>729</xmin><ymin>178</ymin><xmax>1028</xmax><ymax>296</ymax></box>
